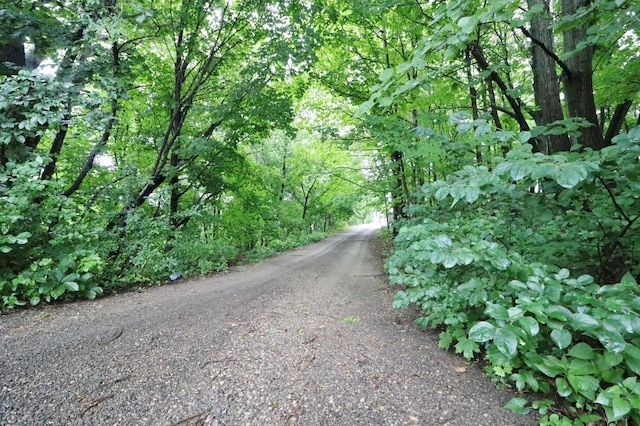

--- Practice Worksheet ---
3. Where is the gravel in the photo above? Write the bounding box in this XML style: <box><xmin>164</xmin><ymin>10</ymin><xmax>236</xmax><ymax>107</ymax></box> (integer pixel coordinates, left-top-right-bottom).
<box><xmin>0</xmin><ymin>224</ymin><xmax>538</xmax><ymax>425</ymax></box>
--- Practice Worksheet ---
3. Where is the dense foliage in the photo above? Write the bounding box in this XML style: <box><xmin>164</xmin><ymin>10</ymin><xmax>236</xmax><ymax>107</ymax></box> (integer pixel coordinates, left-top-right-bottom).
<box><xmin>390</xmin><ymin>129</ymin><xmax>640</xmax><ymax>424</ymax></box>
<box><xmin>2</xmin><ymin>0</ymin><xmax>640</xmax><ymax>423</ymax></box>
<box><xmin>332</xmin><ymin>0</ymin><xmax>640</xmax><ymax>423</ymax></box>
<box><xmin>0</xmin><ymin>1</ymin><xmax>369</xmax><ymax>309</ymax></box>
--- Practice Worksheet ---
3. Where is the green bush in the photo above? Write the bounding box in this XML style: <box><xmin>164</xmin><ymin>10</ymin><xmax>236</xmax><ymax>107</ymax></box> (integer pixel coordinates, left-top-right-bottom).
<box><xmin>389</xmin><ymin>127</ymin><xmax>640</xmax><ymax>423</ymax></box>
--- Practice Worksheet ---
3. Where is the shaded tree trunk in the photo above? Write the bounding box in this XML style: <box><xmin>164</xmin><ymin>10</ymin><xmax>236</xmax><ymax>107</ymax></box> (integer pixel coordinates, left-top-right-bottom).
<box><xmin>391</xmin><ymin>150</ymin><xmax>409</xmax><ymax>221</ymax></box>
<box><xmin>524</xmin><ymin>0</ymin><xmax>571</xmax><ymax>153</ymax></box>
<box><xmin>604</xmin><ymin>99</ymin><xmax>633</xmax><ymax>146</ymax></box>
<box><xmin>470</xmin><ymin>42</ymin><xmax>530</xmax><ymax>132</ymax></box>
<box><xmin>561</xmin><ymin>0</ymin><xmax>604</xmax><ymax>150</ymax></box>
<box><xmin>0</xmin><ymin>40</ymin><xmax>26</xmax><ymax>75</ymax></box>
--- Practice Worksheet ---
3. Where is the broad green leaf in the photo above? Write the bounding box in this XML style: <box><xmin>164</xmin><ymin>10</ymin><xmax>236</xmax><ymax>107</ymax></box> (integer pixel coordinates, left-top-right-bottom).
<box><xmin>622</xmin><ymin>345</ymin><xmax>640</xmax><ymax>375</ymax></box>
<box><xmin>508</xmin><ymin>306</ymin><xmax>524</xmax><ymax>320</ymax></box>
<box><xmin>597</xmin><ymin>330</ymin><xmax>627</xmax><ymax>353</ymax></box>
<box><xmin>486</xmin><ymin>303</ymin><xmax>510</xmax><ymax>321</ymax></box>
<box><xmin>504</xmin><ymin>397</ymin><xmax>530</xmax><ymax>414</ymax></box>
<box><xmin>556</xmin><ymin>377</ymin><xmax>573</xmax><ymax>397</ymax></box>
<box><xmin>379</xmin><ymin>68</ymin><xmax>394</xmax><ymax>81</ymax></box>
<box><xmin>433</xmin><ymin>235</ymin><xmax>452</xmax><ymax>247</ymax></box>
<box><xmin>620</xmin><ymin>271</ymin><xmax>638</xmax><ymax>286</ymax></box>
<box><xmin>567</xmin><ymin>374</ymin><xmax>599</xmax><ymax>399</ymax></box>
<box><xmin>63</xmin><ymin>281</ymin><xmax>80</xmax><ymax>292</ymax></box>
<box><xmin>572</xmin><ymin>313</ymin><xmax>600</xmax><ymax>330</ymax></box>
<box><xmin>494</xmin><ymin>328</ymin><xmax>518</xmax><ymax>358</ymax></box>
<box><xmin>547</xmin><ymin>305</ymin><xmax>572</xmax><ymax>321</ymax></box>
<box><xmin>50</xmin><ymin>284</ymin><xmax>66</xmax><ymax>299</ymax></box>
<box><xmin>457</xmin><ymin>16</ymin><xmax>478</xmax><ymax>34</ymax></box>
<box><xmin>608</xmin><ymin>397</ymin><xmax>631</xmax><ymax>421</ymax></box>
<box><xmin>556</xmin><ymin>164</ymin><xmax>587</xmax><ymax>188</ymax></box>
<box><xmin>434</xmin><ymin>186</ymin><xmax>449</xmax><ymax>200</ymax></box>
<box><xmin>601</xmin><ymin>351</ymin><xmax>624</xmax><ymax>369</ymax></box>
<box><xmin>555</xmin><ymin>268</ymin><xmax>570</xmax><ymax>280</ymax></box>
<box><xmin>469</xmin><ymin>321</ymin><xmax>496</xmax><ymax>342</ymax></box>
<box><xmin>518</xmin><ymin>131</ymin><xmax>531</xmax><ymax>143</ymax></box>
<box><xmin>568</xmin><ymin>342</ymin><xmax>595</xmax><ymax>360</ymax></box>
<box><xmin>517</xmin><ymin>316</ymin><xmax>539</xmax><ymax>336</ymax></box>
<box><xmin>510</xmin><ymin>163</ymin><xmax>529</xmax><ymax>181</ymax></box>
<box><xmin>551</xmin><ymin>329</ymin><xmax>572</xmax><ymax>349</ymax></box>
<box><xmin>464</xmin><ymin>185</ymin><xmax>480</xmax><ymax>203</ymax></box>
<box><xmin>378</xmin><ymin>96</ymin><xmax>393</xmax><ymax>107</ymax></box>
<box><xmin>444</xmin><ymin>45</ymin><xmax>459</xmax><ymax>60</ymax></box>
<box><xmin>538</xmin><ymin>355</ymin><xmax>566</xmax><ymax>377</ymax></box>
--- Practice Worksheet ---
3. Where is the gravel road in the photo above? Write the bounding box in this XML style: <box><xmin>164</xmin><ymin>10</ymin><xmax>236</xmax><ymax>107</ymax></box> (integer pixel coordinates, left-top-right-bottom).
<box><xmin>1</xmin><ymin>224</ymin><xmax>537</xmax><ymax>425</ymax></box>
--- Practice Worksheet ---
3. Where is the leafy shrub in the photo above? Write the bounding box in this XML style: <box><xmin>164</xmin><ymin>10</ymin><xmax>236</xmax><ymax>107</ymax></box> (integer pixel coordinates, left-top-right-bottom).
<box><xmin>389</xmin><ymin>127</ymin><xmax>640</xmax><ymax>423</ymax></box>
<box><xmin>0</xmin><ymin>155</ymin><xmax>105</xmax><ymax>309</ymax></box>
<box><xmin>170</xmin><ymin>236</ymin><xmax>237</xmax><ymax>275</ymax></box>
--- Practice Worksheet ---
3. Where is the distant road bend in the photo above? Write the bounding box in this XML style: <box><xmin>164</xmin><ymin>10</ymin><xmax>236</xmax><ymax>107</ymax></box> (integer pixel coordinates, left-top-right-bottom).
<box><xmin>0</xmin><ymin>224</ymin><xmax>536</xmax><ymax>425</ymax></box>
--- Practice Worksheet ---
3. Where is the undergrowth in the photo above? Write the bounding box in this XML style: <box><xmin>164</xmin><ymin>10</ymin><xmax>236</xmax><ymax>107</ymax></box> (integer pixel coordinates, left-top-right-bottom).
<box><xmin>388</xmin><ymin>127</ymin><xmax>640</xmax><ymax>424</ymax></box>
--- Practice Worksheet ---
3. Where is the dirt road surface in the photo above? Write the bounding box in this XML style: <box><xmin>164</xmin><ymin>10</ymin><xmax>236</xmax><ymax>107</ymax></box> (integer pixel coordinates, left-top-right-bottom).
<box><xmin>1</xmin><ymin>225</ymin><xmax>537</xmax><ymax>425</ymax></box>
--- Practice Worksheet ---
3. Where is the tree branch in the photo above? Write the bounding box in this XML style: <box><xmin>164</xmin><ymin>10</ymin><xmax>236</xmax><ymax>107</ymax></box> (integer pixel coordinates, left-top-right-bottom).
<box><xmin>518</xmin><ymin>26</ymin><xmax>572</xmax><ymax>78</ymax></box>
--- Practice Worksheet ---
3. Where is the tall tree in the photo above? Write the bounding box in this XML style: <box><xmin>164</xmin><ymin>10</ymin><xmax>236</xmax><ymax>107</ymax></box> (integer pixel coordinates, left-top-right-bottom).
<box><xmin>522</xmin><ymin>0</ymin><xmax>571</xmax><ymax>153</ymax></box>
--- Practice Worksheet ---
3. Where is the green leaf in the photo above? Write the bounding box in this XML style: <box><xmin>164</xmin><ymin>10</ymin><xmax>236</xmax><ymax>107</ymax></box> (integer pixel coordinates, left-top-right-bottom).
<box><xmin>63</xmin><ymin>281</ymin><xmax>80</xmax><ymax>292</ymax></box>
<box><xmin>444</xmin><ymin>45</ymin><xmax>459</xmax><ymax>60</ymax></box>
<box><xmin>50</xmin><ymin>284</ymin><xmax>66</xmax><ymax>299</ymax></box>
<box><xmin>454</xmin><ymin>337</ymin><xmax>479</xmax><ymax>359</ymax></box>
<box><xmin>551</xmin><ymin>329</ymin><xmax>572</xmax><ymax>349</ymax></box>
<box><xmin>537</xmin><ymin>355</ymin><xmax>566</xmax><ymax>377</ymax></box>
<box><xmin>571</xmin><ymin>313</ymin><xmax>599</xmax><ymax>330</ymax></box>
<box><xmin>457</xmin><ymin>16</ymin><xmax>478</xmax><ymax>34</ymax></box>
<box><xmin>508</xmin><ymin>306</ymin><xmax>524</xmax><ymax>320</ymax></box>
<box><xmin>439</xmin><ymin>331</ymin><xmax>453</xmax><ymax>350</ymax></box>
<box><xmin>494</xmin><ymin>328</ymin><xmax>518</xmax><ymax>358</ymax></box>
<box><xmin>378</xmin><ymin>96</ymin><xmax>393</xmax><ymax>107</ymax></box>
<box><xmin>517</xmin><ymin>316</ymin><xmax>539</xmax><ymax>336</ymax></box>
<box><xmin>469</xmin><ymin>321</ymin><xmax>496</xmax><ymax>342</ymax></box>
<box><xmin>608</xmin><ymin>397</ymin><xmax>631</xmax><ymax>421</ymax></box>
<box><xmin>510</xmin><ymin>163</ymin><xmax>529</xmax><ymax>181</ymax></box>
<box><xmin>597</xmin><ymin>330</ymin><xmax>627</xmax><ymax>353</ymax></box>
<box><xmin>622</xmin><ymin>345</ymin><xmax>640</xmax><ymax>375</ymax></box>
<box><xmin>379</xmin><ymin>68</ymin><xmax>394</xmax><ymax>81</ymax></box>
<box><xmin>556</xmin><ymin>377</ymin><xmax>573</xmax><ymax>397</ymax></box>
<box><xmin>486</xmin><ymin>303</ymin><xmax>510</xmax><ymax>321</ymax></box>
<box><xmin>504</xmin><ymin>397</ymin><xmax>530</xmax><ymax>414</ymax></box>
<box><xmin>434</xmin><ymin>186</ymin><xmax>449</xmax><ymax>200</ymax></box>
<box><xmin>621</xmin><ymin>271</ymin><xmax>637</xmax><ymax>286</ymax></box>
<box><xmin>567</xmin><ymin>374</ymin><xmax>599</xmax><ymax>399</ymax></box>
<box><xmin>555</xmin><ymin>164</ymin><xmax>587</xmax><ymax>188</ymax></box>
<box><xmin>555</xmin><ymin>268</ymin><xmax>570</xmax><ymax>280</ymax></box>
<box><xmin>568</xmin><ymin>342</ymin><xmax>595</xmax><ymax>360</ymax></box>
<box><xmin>518</xmin><ymin>131</ymin><xmax>531</xmax><ymax>143</ymax></box>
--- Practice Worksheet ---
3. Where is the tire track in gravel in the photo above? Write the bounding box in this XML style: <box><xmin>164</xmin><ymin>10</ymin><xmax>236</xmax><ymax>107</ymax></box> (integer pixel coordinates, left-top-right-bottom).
<box><xmin>0</xmin><ymin>224</ymin><xmax>537</xmax><ymax>425</ymax></box>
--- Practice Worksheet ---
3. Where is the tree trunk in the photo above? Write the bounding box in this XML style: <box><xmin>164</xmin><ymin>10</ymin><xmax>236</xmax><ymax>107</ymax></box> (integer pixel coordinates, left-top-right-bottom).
<box><xmin>470</xmin><ymin>42</ymin><xmax>530</xmax><ymax>132</ymax></box>
<box><xmin>604</xmin><ymin>99</ymin><xmax>633</xmax><ymax>146</ymax></box>
<box><xmin>169</xmin><ymin>152</ymin><xmax>180</xmax><ymax>227</ymax></box>
<box><xmin>525</xmin><ymin>0</ymin><xmax>571</xmax><ymax>153</ymax></box>
<box><xmin>391</xmin><ymin>150</ymin><xmax>408</xmax><ymax>221</ymax></box>
<box><xmin>0</xmin><ymin>40</ymin><xmax>26</xmax><ymax>75</ymax></box>
<box><xmin>561</xmin><ymin>0</ymin><xmax>604</xmax><ymax>150</ymax></box>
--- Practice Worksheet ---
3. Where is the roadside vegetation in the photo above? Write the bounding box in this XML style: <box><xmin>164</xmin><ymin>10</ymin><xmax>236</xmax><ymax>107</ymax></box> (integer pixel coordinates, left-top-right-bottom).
<box><xmin>2</xmin><ymin>0</ymin><xmax>639</xmax><ymax>423</ymax></box>
<box><xmin>0</xmin><ymin>1</ymin><xmax>372</xmax><ymax>309</ymax></box>
<box><xmin>341</xmin><ymin>0</ymin><xmax>640</xmax><ymax>424</ymax></box>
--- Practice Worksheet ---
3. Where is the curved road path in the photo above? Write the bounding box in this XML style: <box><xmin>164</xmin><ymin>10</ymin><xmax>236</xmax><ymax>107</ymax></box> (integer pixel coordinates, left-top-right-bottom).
<box><xmin>1</xmin><ymin>225</ymin><xmax>537</xmax><ymax>425</ymax></box>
